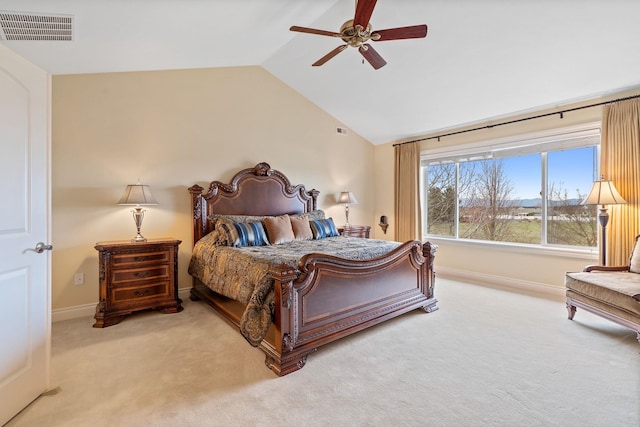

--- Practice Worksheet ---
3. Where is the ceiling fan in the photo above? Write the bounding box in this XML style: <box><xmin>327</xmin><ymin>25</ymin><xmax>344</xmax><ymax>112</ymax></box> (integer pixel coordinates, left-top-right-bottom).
<box><xmin>290</xmin><ymin>0</ymin><xmax>427</xmax><ymax>70</ymax></box>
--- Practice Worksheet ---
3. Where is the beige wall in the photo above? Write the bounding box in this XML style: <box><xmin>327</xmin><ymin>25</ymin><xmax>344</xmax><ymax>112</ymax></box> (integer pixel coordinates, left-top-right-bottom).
<box><xmin>52</xmin><ymin>66</ymin><xmax>375</xmax><ymax>310</ymax></box>
<box><xmin>375</xmin><ymin>88</ymin><xmax>640</xmax><ymax>293</ymax></box>
<box><xmin>52</xmin><ymin>64</ymin><xmax>640</xmax><ymax>309</ymax></box>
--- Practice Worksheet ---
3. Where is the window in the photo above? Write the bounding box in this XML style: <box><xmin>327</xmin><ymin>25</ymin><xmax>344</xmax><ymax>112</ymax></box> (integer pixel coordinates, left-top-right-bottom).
<box><xmin>422</xmin><ymin>124</ymin><xmax>599</xmax><ymax>248</ymax></box>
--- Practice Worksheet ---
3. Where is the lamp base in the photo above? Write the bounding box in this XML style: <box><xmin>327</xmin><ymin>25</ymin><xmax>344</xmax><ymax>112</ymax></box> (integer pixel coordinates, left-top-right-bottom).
<box><xmin>598</xmin><ymin>206</ymin><xmax>609</xmax><ymax>266</ymax></box>
<box><xmin>344</xmin><ymin>204</ymin><xmax>350</xmax><ymax>227</ymax></box>
<box><xmin>131</xmin><ymin>208</ymin><xmax>148</xmax><ymax>242</ymax></box>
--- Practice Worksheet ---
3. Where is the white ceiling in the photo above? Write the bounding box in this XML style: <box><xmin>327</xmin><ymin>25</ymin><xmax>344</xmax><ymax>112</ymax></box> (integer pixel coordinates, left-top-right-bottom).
<box><xmin>2</xmin><ymin>0</ymin><xmax>640</xmax><ymax>145</ymax></box>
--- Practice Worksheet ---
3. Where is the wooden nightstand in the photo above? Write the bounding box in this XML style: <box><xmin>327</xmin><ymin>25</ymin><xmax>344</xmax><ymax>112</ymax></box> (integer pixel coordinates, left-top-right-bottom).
<box><xmin>338</xmin><ymin>225</ymin><xmax>371</xmax><ymax>238</ymax></box>
<box><xmin>93</xmin><ymin>238</ymin><xmax>183</xmax><ymax>327</ymax></box>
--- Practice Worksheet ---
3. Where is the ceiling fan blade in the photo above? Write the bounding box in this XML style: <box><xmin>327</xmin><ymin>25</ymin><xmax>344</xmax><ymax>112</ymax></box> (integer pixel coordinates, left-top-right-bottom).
<box><xmin>290</xmin><ymin>25</ymin><xmax>342</xmax><ymax>38</ymax></box>
<box><xmin>373</xmin><ymin>24</ymin><xmax>428</xmax><ymax>41</ymax></box>
<box><xmin>312</xmin><ymin>45</ymin><xmax>348</xmax><ymax>66</ymax></box>
<box><xmin>359</xmin><ymin>44</ymin><xmax>387</xmax><ymax>70</ymax></box>
<box><xmin>353</xmin><ymin>0</ymin><xmax>377</xmax><ymax>29</ymax></box>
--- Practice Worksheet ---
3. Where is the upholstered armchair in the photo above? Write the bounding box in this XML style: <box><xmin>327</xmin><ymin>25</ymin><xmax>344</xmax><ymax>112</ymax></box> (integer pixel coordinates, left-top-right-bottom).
<box><xmin>565</xmin><ymin>235</ymin><xmax>640</xmax><ymax>343</ymax></box>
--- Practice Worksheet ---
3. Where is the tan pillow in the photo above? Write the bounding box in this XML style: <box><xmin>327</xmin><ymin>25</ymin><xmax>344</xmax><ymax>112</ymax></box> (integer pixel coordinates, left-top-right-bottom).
<box><xmin>263</xmin><ymin>215</ymin><xmax>295</xmax><ymax>245</ymax></box>
<box><xmin>290</xmin><ymin>214</ymin><xmax>313</xmax><ymax>240</ymax></box>
<box><xmin>629</xmin><ymin>235</ymin><xmax>640</xmax><ymax>273</ymax></box>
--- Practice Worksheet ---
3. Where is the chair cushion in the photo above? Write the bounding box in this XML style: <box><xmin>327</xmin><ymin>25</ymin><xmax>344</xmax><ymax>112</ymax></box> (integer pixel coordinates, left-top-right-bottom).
<box><xmin>565</xmin><ymin>271</ymin><xmax>640</xmax><ymax>316</ymax></box>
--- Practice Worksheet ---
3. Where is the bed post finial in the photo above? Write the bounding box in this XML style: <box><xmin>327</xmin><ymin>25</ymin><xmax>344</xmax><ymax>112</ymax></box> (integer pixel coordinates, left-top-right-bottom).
<box><xmin>308</xmin><ymin>189</ymin><xmax>320</xmax><ymax>211</ymax></box>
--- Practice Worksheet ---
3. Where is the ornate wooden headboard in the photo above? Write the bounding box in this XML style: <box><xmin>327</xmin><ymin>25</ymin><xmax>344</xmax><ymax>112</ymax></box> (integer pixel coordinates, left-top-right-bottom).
<box><xmin>188</xmin><ymin>162</ymin><xmax>319</xmax><ymax>245</ymax></box>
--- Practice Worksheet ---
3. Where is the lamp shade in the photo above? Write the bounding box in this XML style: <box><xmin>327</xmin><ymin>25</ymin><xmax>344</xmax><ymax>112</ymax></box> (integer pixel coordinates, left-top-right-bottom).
<box><xmin>117</xmin><ymin>184</ymin><xmax>158</xmax><ymax>206</ymax></box>
<box><xmin>338</xmin><ymin>191</ymin><xmax>358</xmax><ymax>205</ymax></box>
<box><xmin>582</xmin><ymin>179</ymin><xmax>626</xmax><ymax>206</ymax></box>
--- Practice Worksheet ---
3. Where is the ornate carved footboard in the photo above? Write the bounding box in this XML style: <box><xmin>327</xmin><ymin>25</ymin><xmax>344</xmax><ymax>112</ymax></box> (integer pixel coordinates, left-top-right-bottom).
<box><xmin>264</xmin><ymin>240</ymin><xmax>437</xmax><ymax>375</ymax></box>
<box><xmin>189</xmin><ymin>162</ymin><xmax>437</xmax><ymax>376</ymax></box>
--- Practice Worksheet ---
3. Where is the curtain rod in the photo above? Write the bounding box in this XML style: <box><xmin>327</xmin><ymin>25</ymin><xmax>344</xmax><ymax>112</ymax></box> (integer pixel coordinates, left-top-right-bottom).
<box><xmin>393</xmin><ymin>93</ymin><xmax>640</xmax><ymax>147</ymax></box>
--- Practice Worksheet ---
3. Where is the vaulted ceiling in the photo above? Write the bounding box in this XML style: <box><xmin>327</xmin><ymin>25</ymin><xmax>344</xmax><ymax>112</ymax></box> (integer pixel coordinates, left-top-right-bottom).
<box><xmin>2</xmin><ymin>0</ymin><xmax>640</xmax><ymax>145</ymax></box>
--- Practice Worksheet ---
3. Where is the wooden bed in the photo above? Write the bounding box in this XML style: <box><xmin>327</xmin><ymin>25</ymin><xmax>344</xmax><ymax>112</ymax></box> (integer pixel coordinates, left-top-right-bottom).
<box><xmin>188</xmin><ymin>162</ymin><xmax>438</xmax><ymax>376</ymax></box>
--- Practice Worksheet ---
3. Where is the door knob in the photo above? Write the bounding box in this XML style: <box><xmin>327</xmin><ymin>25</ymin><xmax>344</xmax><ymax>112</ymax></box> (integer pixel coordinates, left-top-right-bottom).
<box><xmin>31</xmin><ymin>242</ymin><xmax>53</xmax><ymax>253</ymax></box>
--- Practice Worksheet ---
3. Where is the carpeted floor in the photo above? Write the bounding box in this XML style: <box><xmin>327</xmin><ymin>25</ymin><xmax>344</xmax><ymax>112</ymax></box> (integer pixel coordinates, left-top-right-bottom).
<box><xmin>7</xmin><ymin>278</ymin><xmax>640</xmax><ymax>427</ymax></box>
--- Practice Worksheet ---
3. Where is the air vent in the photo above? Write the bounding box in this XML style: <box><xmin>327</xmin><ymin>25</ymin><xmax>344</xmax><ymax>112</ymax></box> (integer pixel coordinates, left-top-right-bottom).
<box><xmin>0</xmin><ymin>11</ymin><xmax>73</xmax><ymax>41</ymax></box>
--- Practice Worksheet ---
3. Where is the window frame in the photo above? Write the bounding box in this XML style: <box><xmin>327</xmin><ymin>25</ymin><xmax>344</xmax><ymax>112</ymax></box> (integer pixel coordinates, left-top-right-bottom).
<box><xmin>420</xmin><ymin>122</ymin><xmax>601</xmax><ymax>256</ymax></box>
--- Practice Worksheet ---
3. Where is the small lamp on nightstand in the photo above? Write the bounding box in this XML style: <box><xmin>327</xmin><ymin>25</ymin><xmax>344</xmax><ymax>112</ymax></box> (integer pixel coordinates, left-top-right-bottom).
<box><xmin>118</xmin><ymin>182</ymin><xmax>158</xmax><ymax>242</ymax></box>
<box><xmin>338</xmin><ymin>191</ymin><xmax>358</xmax><ymax>227</ymax></box>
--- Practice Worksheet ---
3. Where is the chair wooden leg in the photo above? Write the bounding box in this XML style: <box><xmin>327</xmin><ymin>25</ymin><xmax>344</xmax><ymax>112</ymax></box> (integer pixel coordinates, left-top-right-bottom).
<box><xmin>566</xmin><ymin>299</ymin><xmax>576</xmax><ymax>320</ymax></box>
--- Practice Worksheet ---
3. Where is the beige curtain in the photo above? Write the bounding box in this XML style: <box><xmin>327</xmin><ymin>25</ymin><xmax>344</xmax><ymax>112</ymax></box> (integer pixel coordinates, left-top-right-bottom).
<box><xmin>394</xmin><ymin>142</ymin><xmax>422</xmax><ymax>241</ymax></box>
<box><xmin>601</xmin><ymin>98</ymin><xmax>640</xmax><ymax>265</ymax></box>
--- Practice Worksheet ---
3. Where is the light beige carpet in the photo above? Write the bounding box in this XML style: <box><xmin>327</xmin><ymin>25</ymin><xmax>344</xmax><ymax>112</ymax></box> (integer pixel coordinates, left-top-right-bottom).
<box><xmin>7</xmin><ymin>278</ymin><xmax>640</xmax><ymax>427</ymax></box>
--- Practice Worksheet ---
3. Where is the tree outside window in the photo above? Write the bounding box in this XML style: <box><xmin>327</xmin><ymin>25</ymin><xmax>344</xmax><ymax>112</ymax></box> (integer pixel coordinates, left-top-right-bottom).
<box><xmin>423</xmin><ymin>136</ymin><xmax>598</xmax><ymax>248</ymax></box>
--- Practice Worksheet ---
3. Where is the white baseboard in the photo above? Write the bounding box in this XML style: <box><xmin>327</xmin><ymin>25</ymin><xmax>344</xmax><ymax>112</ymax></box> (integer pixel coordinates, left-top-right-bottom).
<box><xmin>436</xmin><ymin>266</ymin><xmax>566</xmax><ymax>301</ymax></box>
<box><xmin>52</xmin><ymin>287</ymin><xmax>193</xmax><ymax>323</ymax></box>
<box><xmin>52</xmin><ymin>302</ymin><xmax>96</xmax><ymax>323</ymax></box>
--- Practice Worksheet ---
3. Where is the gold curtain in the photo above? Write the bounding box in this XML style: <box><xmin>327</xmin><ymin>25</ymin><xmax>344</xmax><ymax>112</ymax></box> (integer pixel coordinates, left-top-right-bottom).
<box><xmin>601</xmin><ymin>98</ymin><xmax>640</xmax><ymax>265</ymax></box>
<box><xmin>394</xmin><ymin>142</ymin><xmax>422</xmax><ymax>241</ymax></box>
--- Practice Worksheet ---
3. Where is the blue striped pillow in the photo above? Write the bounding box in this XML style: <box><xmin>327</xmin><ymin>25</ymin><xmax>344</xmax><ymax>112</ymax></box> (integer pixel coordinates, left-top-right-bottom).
<box><xmin>219</xmin><ymin>221</ymin><xmax>270</xmax><ymax>247</ymax></box>
<box><xmin>310</xmin><ymin>218</ymin><xmax>339</xmax><ymax>239</ymax></box>
<box><xmin>232</xmin><ymin>221</ymin><xmax>270</xmax><ymax>247</ymax></box>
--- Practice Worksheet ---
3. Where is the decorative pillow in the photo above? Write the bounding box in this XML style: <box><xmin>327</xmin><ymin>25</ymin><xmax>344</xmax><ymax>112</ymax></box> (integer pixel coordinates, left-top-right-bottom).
<box><xmin>230</xmin><ymin>221</ymin><xmax>270</xmax><ymax>247</ymax></box>
<box><xmin>629</xmin><ymin>235</ymin><xmax>640</xmax><ymax>273</ymax></box>
<box><xmin>209</xmin><ymin>214</ymin><xmax>267</xmax><ymax>226</ymax></box>
<box><xmin>290</xmin><ymin>214</ymin><xmax>314</xmax><ymax>240</ymax></box>
<box><xmin>208</xmin><ymin>214</ymin><xmax>269</xmax><ymax>246</ymax></box>
<box><xmin>310</xmin><ymin>218</ymin><xmax>339</xmax><ymax>239</ymax></box>
<box><xmin>208</xmin><ymin>216</ymin><xmax>236</xmax><ymax>246</ymax></box>
<box><xmin>263</xmin><ymin>215</ymin><xmax>295</xmax><ymax>245</ymax></box>
<box><xmin>205</xmin><ymin>228</ymin><xmax>227</xmax><ymax>246</ymax></box>
<box><xmin>292</xmin><ymin>210</ymin><xmax>326</xmax><ymax>222</ymax></box>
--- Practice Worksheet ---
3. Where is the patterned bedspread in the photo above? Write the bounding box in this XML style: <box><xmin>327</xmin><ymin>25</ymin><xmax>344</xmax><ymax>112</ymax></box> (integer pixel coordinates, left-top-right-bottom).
<box><xmin>188</xmin><ymin>234</ymin><xmax>402</xmax><ymax>346</ymax></box>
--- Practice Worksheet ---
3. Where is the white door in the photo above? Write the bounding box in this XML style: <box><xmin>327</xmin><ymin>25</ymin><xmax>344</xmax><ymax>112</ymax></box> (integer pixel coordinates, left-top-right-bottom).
<box><xmin>0</xmin><ymin>44</ymin><xmax>51</xmax><ymax>425</ymax></box>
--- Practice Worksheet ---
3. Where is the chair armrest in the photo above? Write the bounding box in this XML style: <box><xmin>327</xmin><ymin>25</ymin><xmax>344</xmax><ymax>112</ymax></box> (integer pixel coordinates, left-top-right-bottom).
<box><xmin>583</xmin><ymin>265</ymin><xmax>630</xmax><ymax>272</ymax></box>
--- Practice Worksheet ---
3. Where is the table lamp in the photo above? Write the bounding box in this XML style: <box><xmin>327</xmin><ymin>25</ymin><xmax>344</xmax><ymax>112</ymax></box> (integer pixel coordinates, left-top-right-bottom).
<box><xmin>118</xmin><ymin>183</ymin><xmax>158</xmax><ymax>242</ymax></box>
<box><xmin>338</xmin><ymin>191</ymin><xmax>358</xmax><ymax>226</ymax></box>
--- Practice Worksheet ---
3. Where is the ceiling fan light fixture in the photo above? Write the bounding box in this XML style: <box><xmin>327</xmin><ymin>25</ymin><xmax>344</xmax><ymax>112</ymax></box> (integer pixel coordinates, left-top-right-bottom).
<box><xmin>339</xmin><ymin>20</ymin><xmax>374</xmax><ymax>47</ymax></box>
<box><xmin>289</xmin><ymin>0</ymin><xmax>427</xmax><ymax>69</ymax></box>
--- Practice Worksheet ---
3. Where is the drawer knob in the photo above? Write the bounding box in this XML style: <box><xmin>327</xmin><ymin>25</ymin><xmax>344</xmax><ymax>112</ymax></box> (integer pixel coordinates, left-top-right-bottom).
<box><xmin>133</xmin><ymin>290</ymin><xmax>149</xmax><ymax>297</ymax></box>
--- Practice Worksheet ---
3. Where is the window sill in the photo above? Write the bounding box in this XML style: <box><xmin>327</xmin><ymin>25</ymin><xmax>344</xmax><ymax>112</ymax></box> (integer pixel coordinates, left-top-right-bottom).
<box><xmin>423</xmin><ymin>235</ymin><xmax>599</xmax><ymax>261</ymax></box>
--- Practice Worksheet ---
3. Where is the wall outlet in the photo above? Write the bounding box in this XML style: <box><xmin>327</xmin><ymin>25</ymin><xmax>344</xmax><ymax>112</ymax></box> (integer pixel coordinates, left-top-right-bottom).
<box><xmin>74</xmin><ymin>272</ymin><xmax>84</xmax><ymax>285</ymax></box>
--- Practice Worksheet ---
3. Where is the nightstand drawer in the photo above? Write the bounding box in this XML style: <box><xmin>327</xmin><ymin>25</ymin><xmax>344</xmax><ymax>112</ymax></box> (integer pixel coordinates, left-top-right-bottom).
<box><xmin>111</xmin><ymin>282</ymin><xmax>169</xmax><ymax>303</ymax></box>
<box><xmin>111</xmin><ymin>265</ymin><xmax>170</xmax><ymax>285</ymax></box>
<box><xmin>338</xmin><ymin>225</ymin><xmax>371</xmax><ymax>238</ymax></box>
<box><xmin>112</xmin><ymin>251</ymin><xmax>169</xmax><ymax>267</ymax></box>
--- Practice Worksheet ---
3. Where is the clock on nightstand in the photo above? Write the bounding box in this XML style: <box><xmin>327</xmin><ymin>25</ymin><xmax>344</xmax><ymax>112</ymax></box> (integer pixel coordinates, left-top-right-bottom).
<box><xmin>338</xmin><ymin>225</ymin><xmax>371</xmax><ymax>238</ymax></box>
<box><xmin>93</xmin><ymin>238</ymin><xmax>182</xmax><ymax>327</ymax></box>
